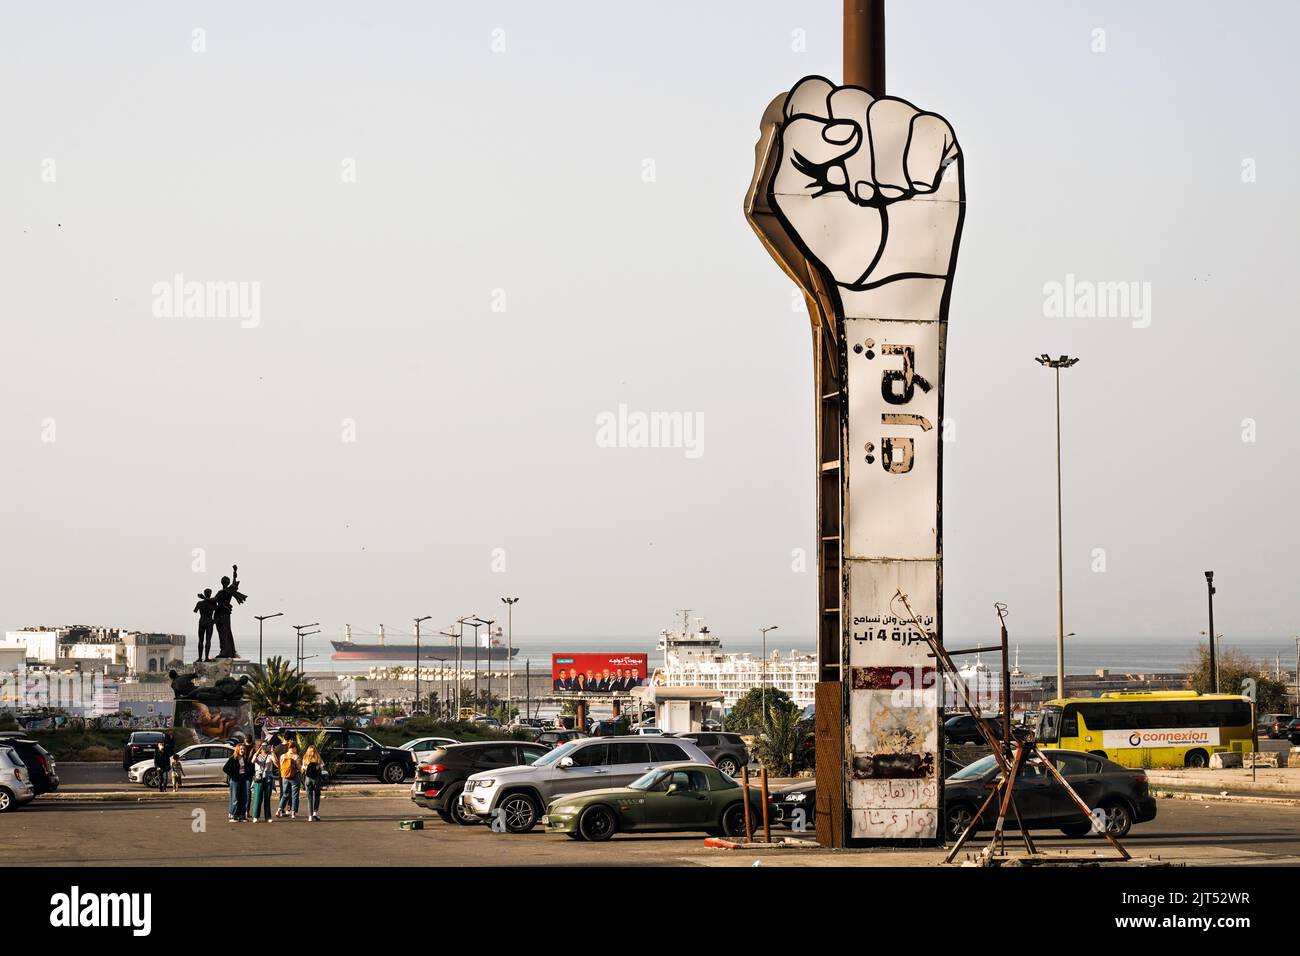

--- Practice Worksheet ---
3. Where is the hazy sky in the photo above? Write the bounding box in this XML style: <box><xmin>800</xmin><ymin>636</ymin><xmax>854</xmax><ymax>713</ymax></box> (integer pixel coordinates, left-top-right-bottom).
<box><xmin>2</xmin><ymin>1</ymin><xmax>1297</xmax><ymax>649</ymax></box>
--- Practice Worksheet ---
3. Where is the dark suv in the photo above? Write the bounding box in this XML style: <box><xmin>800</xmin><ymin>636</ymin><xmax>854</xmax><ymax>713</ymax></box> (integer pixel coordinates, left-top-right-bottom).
<box><xmin>942</xmin><ymin>714</ymin><xmax>1003</xmax><ymax>745</ymax></box>
<box><xmin>2</xmin><ymin>737</ymin><xmax>60</xmax><ymax>794</ymax></box>
<box><xmin>122</xmin><ymin>731</ymin><xmax>167</xmax><ymax>771</ymax></box>
<box><xmin>411</xmin><ymin>741</ymin><xmax>551</xmax><ymax>824</ymax></box>
<box><xmin>672</xmin><ymin>732</ymin><xmax>750</xmax><ymax>776</ymax></box>
<box><xmin>272</xmin><ymin>727</ymin><xmax>414</xmax><ymax>783</ymax></box>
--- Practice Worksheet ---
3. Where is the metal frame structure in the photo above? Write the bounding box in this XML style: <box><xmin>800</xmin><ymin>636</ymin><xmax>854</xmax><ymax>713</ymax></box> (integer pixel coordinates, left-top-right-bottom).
<box><xmin>892</xmin><ymin>590</ymin><xmax>1130</xmax><ymax>864</ymax></box>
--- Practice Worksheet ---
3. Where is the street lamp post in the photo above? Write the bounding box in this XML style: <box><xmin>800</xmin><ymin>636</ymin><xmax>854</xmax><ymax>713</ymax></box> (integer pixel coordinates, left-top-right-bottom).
<box><xmin>1203</xmin><ymin>572</ymin><xmax>1218</xmax><ymax>694</ymax></box>
<box><xmin>472</xmin><ymin>617</ymin><xmax>494</xmax><ymax>716</ymax></box>
<box><xmin>501</xmin><ymin>597</ymin><xmax>519</xmax><ymax>720</ymax></box>
<box><xmin>293</xmin><ymin>623</ymin><xmax>320</xmax><ymax>675</ymax></box>
<box><xmin>760</xmin><ymin>625</ymin><xmax>779</xmax><ymax>728</ymax></box>
<box><xmin>254</xmin><ymin>612</ymin><xmax>283</xmax><ymax>667</ymax></box>
<box><xmin>1036</xmin><ymin>353</ymin><xmax>1080</xmax><ymax>699</ymax></box>
<box><xmin>438</xmin><ymin>627</ymin><xmax>457</xmax><ymax>719</ymax></box>
<box><xmin>414</xmin><ymin>616</ymin><xmax>432</xmax><ymax>715</ymax></box>
<box><xmin>456</xmin><ymin>615</ymin><xmax>475</xmax><ymax>716</ymax></box>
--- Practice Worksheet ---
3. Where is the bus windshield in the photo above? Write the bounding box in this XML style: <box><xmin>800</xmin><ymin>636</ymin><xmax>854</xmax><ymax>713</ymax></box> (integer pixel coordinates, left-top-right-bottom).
<box><xmin>1036</xmin><ymin>706</ymin><xmax>1061</xmax><ymax>744</ymax></box>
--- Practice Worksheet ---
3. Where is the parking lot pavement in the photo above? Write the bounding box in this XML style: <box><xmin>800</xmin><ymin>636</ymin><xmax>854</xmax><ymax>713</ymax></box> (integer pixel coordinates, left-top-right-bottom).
<box><xmin>10</xmin><ymin>791</ymin><xmax>1300</xmax><ymax>867</ymax></box>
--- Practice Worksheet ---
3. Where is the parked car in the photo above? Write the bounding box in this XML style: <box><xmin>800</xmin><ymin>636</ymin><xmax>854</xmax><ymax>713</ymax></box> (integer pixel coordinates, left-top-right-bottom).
<box><xmin>1287</xmin><ymin>717</ymin><xmax>1300</xmax><ymax>745</ymax></box>
<box><xmin>127</xmin><ymin>743</ymin><xmax>233</xmax><ymax>788</ymax></box>
<box><xmin>3</xmin><ymin>738</ymin><xmax>59</xmax><ymax>794</ymax></box>
<box><xmin>271</xmin><ymin>726</ymin><xmax>414</xmax><ymax>783</ymax></box>
<box><xmin>942</xmin><ymin>749</ymin><xmax>1157</xmax><ymax>840</ymax></box>
<box><xmin>635</xmin><ymin>727</ymin><xmax>665</xmax><ymax>736</ymax></box>
<box><xmin>671</xmin><ymin>732</ymin><xmax>750</xmax><ymax>776</ymax></box>
<box><xmin>399</xmin><ymin>736</ymin><xmax>461</xmax><ymax>765</ymax></box>
<box><xmin>769</xmin><ymin>778</ymin><xmax>816</xmax><ymax>830</ymax></box>
<box><xmin>462</xmin><ymin>735</ymin><xmax>711</xmax><ymax>833</ymax></box>
<box><xmin>942</xmin><ymin>713</ymin><xmax>1003</xmax><ymax>745</ymax></box>
<box><xmin>544</xmin><ymin>763</ymin><xmax>764</xmax><ymax>841</ymax></box>
<box><xmin>1258</xmin><ymin>713</ymin><xmax>1293</xmax><ymax>739</ymax></box>
<box><xmin>411</xmin><ymin>740</ymin><xmax>551</xmax><ymax>824</ymax></box>
<box><xmin>536</xmin><ymin>730</ymin><xmax>586</xmax><ymax>750</ymax></box>
<box><xmin>0</xmin><ymin>745</ymin><xmax>36</xmax><ymax>811</ymax></box>
<box><xmin>122</xmin><ymin>731</ymin><xmax>167</xmax><ymax>771</ymax></box>
<box><xmin>469</xmin><ymin>716</ymin><xmax>501</xmax><ymax>730</ymax></box>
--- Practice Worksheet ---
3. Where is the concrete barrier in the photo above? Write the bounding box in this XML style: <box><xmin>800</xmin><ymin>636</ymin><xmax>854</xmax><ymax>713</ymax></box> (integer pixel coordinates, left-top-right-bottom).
<box><xmin>1209</xmin><ymin>751</ymin><xmax>1242</xmax><ymax>769</ymax></box>
<box><xmin>1245</xmin><ymin>751</ymin><xmax>1286</xmax><ymax>768</ymax></box>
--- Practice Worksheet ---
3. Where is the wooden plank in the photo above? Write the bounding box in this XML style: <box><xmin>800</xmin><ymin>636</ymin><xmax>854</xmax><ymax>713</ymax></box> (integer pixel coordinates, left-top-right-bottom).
<box><xmin>815</xmin><ymin>680</ymin><xmax>844</xmax><ymax>848</ymax></box>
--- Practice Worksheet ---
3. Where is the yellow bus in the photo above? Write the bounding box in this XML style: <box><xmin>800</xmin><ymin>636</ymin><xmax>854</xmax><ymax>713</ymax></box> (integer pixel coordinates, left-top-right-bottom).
<box><xmin>1034</xmin><ymin>691</ymin><xmax>1254</xmax><ymax>769</ymax></box>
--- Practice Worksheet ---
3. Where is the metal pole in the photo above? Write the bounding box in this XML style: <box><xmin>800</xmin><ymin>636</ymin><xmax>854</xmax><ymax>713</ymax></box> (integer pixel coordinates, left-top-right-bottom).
<box><xmin>740</xmin><ymin>767</ymin><xmax>753</xmax><ymax>844</ymax></box>
<box><xmin>502</xmin><ymin>597</ymin><xmax>518</xmax><ymax>720</ymax></box>
<box><xmin>1053</xmin><ymin>366</ymin><xmax>1065</xmax><ymax>700</ymax></box>
<box><xmin>760</xmin><ymin>768</ymin><xmax>771</xmax><ymax>844</ymax></box>
<box><xmin>843</xmin><ymin>0</ymin><xmax>885</xmax><ymax>92</ymax></box>
<box><xmin>1205</xmin><ymin>572</ymin><xmax>1218</xmax><ymax>694</ymax></box>
<box><xmin>760</xmin><ymin>625</ymin><xmax>778</xmax><ymax>731</ymax></box>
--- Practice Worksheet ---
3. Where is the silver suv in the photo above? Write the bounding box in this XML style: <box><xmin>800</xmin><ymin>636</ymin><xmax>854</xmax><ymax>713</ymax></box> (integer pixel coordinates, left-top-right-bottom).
<box><xmin>0</xmin><ymin>745</ymin><xmax>36</xmax><ymax>812</ymax></box>
<box><xmin>462</xmin><ymin>735</ymin><xmax>710</xmax><ymax>833</ymax></box>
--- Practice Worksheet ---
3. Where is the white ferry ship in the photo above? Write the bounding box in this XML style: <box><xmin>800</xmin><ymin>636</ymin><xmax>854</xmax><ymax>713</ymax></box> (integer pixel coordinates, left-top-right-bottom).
<box><xmin>946</xmin><ymin>649</ymin><xmax>1039</xmax><ymax>715</ymax></box>
<box><xmin>652</xmin><ymin>610</ymin><xmax>817</xmax><ymax>710</ymax></box>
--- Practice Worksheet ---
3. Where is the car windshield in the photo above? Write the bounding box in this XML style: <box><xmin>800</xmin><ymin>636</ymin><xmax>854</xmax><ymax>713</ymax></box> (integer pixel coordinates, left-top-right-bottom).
<box><xmin>531</xmin><ymin>741</ymin><xmax>581</xmax><ymax>767</ymax></box>
<box><xmin>948</xmin><ymin>754</ymin><xmax>999</xmax><ymax>781</ymax></box>
<box><xmin>628</xmin><ymin>769</ymin><xmax>670</xmax><ymax>791</ymax></box>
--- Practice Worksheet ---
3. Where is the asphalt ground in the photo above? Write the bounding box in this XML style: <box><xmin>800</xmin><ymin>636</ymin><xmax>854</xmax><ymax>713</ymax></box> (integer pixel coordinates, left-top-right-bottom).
<box><xmin>10</xmin><ymin>787</ymin><xmax>1300</xmax><ymax>867</ymax></box>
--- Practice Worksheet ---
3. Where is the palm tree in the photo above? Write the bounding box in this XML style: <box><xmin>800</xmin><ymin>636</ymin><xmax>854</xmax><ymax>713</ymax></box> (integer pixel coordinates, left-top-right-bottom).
<box><xmin>247</xmin><ymin>656</ymin><xmax>319</xmax><ymax>718</ymax></box>
<box><xmin>753</xmin><ymin>700</ymin><xmax>804</xmax><ymax>776</ymax></box>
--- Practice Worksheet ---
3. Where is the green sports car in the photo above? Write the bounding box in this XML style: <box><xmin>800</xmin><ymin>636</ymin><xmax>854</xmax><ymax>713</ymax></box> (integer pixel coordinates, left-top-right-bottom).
<box><xmin>543</xmin><ymin>762</ymin><xmax>764</xmax><ymax>841</ymax></box>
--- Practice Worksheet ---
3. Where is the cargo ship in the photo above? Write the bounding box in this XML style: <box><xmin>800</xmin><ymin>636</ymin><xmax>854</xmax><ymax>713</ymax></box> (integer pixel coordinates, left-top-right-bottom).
<box><xmin>330</xmin><ymin>624</ymin><xmax>519</xmax><ymax>662</ymax></box>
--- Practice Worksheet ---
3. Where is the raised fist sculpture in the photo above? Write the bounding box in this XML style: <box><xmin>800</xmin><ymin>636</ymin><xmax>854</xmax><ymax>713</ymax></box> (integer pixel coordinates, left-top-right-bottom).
<box><xmin>749</xmin><ymin>75</ymin><xmax>963</xmax><ymax>318</ymax></box>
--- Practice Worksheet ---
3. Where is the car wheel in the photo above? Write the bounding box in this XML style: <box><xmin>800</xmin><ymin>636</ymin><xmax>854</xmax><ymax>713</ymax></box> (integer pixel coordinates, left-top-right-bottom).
<box><xmin>0</xmin><ymin>787</ymin><xmax>13</xmax><ymax>812</ymax></box>
<box><xmin>566</xmin><ymin>832</ymin><xmax>584</xmax><ymax>841</ymax></box>
<box><xmin>436</xmin><ymin>810</ymin><xmax>453</xmax><ymax>824</ymax></box>
<box><xmin>1099</xmin><ymin>799</ymin><xmax>1132</xmax><ymax>837</ymax></box>
<box><xmin>1184</xmin><ymin>749</ymin><xmax>1208</xmax><ymax>769</ymax></box>
<box><xmin>143</xmin><ymin>769</ymin><xmax>159</xmax><ymax>789</ymax></box>
<box><xmin>446</xmin><ymin>784</ymin><xmax>479</xmax><ymax>825</ymax></box>
<box><xmin>1059</xmin><ymin>821</ymin><xmax>1092</xmax><ymax>838</ymax></box>
<box><xmin>498</xmin><ymin>792</ymin><xmax>540</xmax><ymax>833</ymax></box>
<box><xmin>721</xmin><ymin>803</ymin><xmax>752</xmax><ymax>839</ymax></box>
<box><xmin>944</xmin><ymin>803</ymin><xmax>979</xmax><ymax>841</ymax></box>
<box><xmin>715</xmin><ymin>755</ymin><xmax>740</xmax><ymax>776</ymax></box>
<box><xmin>381</xmin><ymin>762</ymin><xmax>407</xmax><ymax>784</ymax></box>
<box><xmin>577</xmin><ymin>805</ymin><xmax>617</xmax><ymax>842</ymax></box>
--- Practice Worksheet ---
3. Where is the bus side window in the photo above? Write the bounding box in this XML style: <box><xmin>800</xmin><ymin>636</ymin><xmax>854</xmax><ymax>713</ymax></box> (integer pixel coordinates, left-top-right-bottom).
<box><xmin>1061</xmin><ymin>708</ymin><xmax>1078</xmax><ymax>737</ymax></box>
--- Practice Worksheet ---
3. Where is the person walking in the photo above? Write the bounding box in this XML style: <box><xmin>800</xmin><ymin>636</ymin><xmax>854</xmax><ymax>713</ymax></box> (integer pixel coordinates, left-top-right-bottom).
<box><xmin>251</xmin><ymin>741</ymin><xmax>276</xmax><ymax>823</ymax></box>
<box><xmin>239</xmin><ymin>742</ymin><xmax>254</xmax><ymax>816</ymax></box>
<box><xmin>224</xmin><ymin>744</ymin><xmax>249</xmax><ymax>822</ymax></box>
<box><xmin>277</xmin><ymin>741</ymin><xmax>301</xmax><ymax>819</ymax></box>
<box><xmin>152</xmin><ymin>742</ymin><xmax>169</xmax><ymax>793</ymax></box>
<box><xmin>302</xmin><ymin>745</ymin><xmax>324</xmax><ymax>821</ymax></box>
<box><xmin>169</xmin><ymin>750</ymin><xmax>184</xmax><ymax>792</ymax></box>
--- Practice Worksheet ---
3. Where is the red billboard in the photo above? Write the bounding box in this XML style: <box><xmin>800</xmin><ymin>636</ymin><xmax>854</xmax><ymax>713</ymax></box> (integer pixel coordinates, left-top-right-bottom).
<box><xmin>551</xmin><ymin>653</ymin><xmax>649</xmax><ymax>695</ymax></box>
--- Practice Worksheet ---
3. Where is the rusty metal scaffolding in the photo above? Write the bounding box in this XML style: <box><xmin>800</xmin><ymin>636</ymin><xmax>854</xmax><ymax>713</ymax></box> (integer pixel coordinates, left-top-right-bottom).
<box><xmin>892</xmin><ymin>590</ymin><xmax>1131</xmax><ymax>864</ymax></box>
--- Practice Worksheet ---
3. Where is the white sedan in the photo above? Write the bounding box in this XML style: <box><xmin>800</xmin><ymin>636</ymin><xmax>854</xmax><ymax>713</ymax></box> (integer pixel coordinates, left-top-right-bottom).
<box><xmin>127</xmin><ymin>743</ymin><xmax>233</xmax><ymax>788</ymax></box>
<box><xmin>398</xmin><ymin>736</ymin><xmax>461</xmax><ymax>764</ymax></box>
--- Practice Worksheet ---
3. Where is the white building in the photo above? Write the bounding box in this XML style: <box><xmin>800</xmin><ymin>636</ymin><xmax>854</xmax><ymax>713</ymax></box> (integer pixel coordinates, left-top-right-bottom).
<box><xmin>2</xmin><ymin>630</ymin><xmax>59</xmax><ymax>661</ymax></box>
<box><xmin>2</xmin><ymin>627</ymin><xmax>184</xmax><ymax>675</ymax></box>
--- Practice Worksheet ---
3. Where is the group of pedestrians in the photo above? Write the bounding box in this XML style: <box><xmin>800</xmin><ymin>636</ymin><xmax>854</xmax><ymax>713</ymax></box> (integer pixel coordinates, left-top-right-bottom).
<box><xmin>222</xmin><ymin>738</ymin><xmax>325</xmax><ymax>823</ymax></box>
